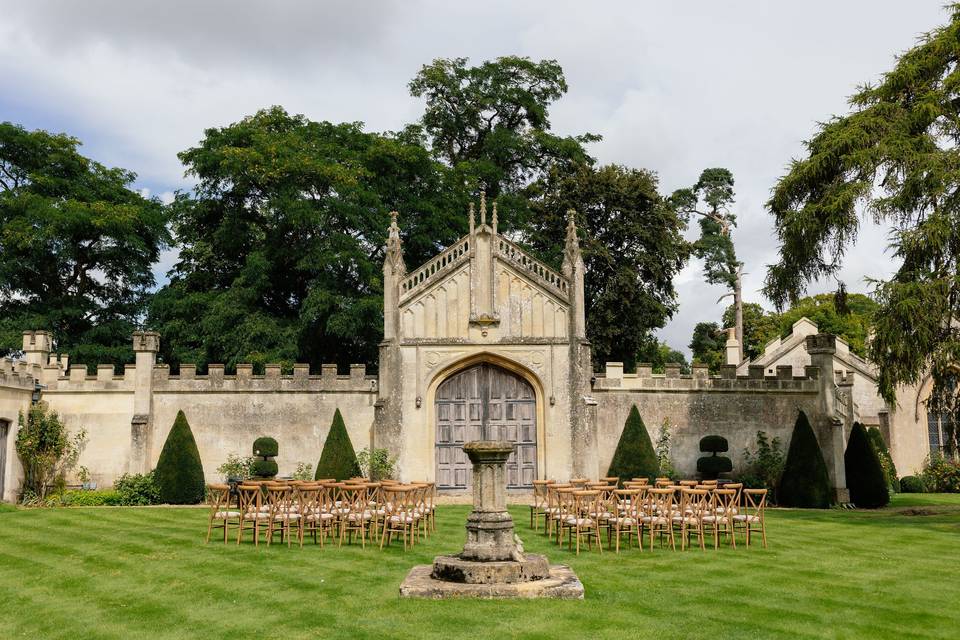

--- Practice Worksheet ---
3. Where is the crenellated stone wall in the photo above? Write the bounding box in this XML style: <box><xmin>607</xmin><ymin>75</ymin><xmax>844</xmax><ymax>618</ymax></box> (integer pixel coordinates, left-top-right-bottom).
<box><xmin>18</xmin><ymin>331</ymin><xmax>378</xmax><ymax>491</ymax></box>
<box><xmin>592</xmin><ymin>361</ymin><xmax>824</xmax><ymax>480</ymax></box>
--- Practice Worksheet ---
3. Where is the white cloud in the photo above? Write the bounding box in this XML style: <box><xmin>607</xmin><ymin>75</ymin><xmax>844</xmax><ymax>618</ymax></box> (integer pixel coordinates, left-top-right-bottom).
<box><xmin>0</xmin><ymin>0</ymin><xmax>945</xmax><ymax>355</ymax></box>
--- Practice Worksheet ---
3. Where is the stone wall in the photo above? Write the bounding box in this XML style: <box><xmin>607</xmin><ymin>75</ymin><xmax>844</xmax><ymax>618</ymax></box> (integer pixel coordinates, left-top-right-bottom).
<box><xmin>0</xmin><ymin>359</ymin><xmax>36</xmax><ymax>502</ymax></box>
<box><xmin>33</xmin><ymin>349</ymin><xmax>378</xmax><ymax>489</ymax></box>
<box><xmin>592</xmin><ymin>362</ymin><xmax>822</xmax><ymax>479</ymax></box>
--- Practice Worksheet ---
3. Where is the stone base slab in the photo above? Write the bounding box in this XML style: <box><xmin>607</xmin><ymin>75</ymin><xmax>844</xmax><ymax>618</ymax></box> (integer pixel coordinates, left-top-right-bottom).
<box><xmin>399</xmin><ymin>563</ymin><xmax>584</xmax><ymax>599</ymax></box>
<box><xmin>432</xmin><ymin>553</ymin><xmax>550</xmax><ymax>584</ymax></box>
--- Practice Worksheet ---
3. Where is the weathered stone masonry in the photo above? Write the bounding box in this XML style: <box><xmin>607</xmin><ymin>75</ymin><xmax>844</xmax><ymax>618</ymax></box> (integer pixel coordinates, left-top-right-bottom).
<box><xmin>0</xmin><ymin>199</ymin><xmax>931</xmax><ymax>501</ymax></box>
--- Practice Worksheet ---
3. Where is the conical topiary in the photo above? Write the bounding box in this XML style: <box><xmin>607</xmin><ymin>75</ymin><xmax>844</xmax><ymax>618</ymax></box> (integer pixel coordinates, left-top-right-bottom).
<box><xmin>778</xmin><ymin>410</ymin><xmax>834</xmax><ymax>508</ymax></box>
<box><xmin>154</xmin><ymin>410</ymin><xmax>205</xmax><ymax>504</ymax></box>
<box><xmin>867</xmin><ymin>427</ymin><xmax>899</xmax><ymax>492</ymax></box>
<box><xmin>607</xmin><ymin>405</ymin><xmax>659</xmax><ymax>483</ymax></box>
<box><xmin>315</xmin><ymin>408</ymin><xmax>360</xmax><ymax>481</ymax></box>
<box><xmin>845</xmin><ymin>422</ymin><xmax>890</xmax><ymax>508</ymax></box>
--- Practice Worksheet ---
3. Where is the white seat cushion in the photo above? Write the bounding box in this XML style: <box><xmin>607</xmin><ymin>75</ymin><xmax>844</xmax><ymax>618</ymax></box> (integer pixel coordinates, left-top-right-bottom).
<box><xmin>214</xmin><ymin>511</ymin><xmax>241</xmax><ymax>518</ymax></box>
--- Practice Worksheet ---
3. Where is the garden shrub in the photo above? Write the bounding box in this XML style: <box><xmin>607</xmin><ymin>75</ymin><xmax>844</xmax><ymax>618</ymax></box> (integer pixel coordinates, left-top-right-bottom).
<box><xmin>253</xmin><ymin>437</ymin><xmax>278</xmax><ymax>458</ymax></box>
<box><xmin>607</xmin><ymin>405</ymin><xmax>659</xmax><ymax>483</ymax></box>
<box><xmin>154</xmin><ymin>411</ymin><xmax>205</xmax><ymax>504</ymax></box>
<box><xmin>899</xmin><ymin>475</ymin><xmax>927</xmax><ymax>493</ymax></box>
<box><xmin>844</xmin><ymin>422</ymin><xmax>890</xmax><ymax>508</ymax></box>
<box><xmin>778</xmin><ymin>410</ymin><xmax>835</xmax><ymax>508</ymax></box>
<box><xmin>315</xmin><ymin>408</ymin><xmax>360</xmax><ymax>481</ymax></box>
<box><xmin>251</xmin><ymin>459</ymin><xmax>279</xmax><ymax>478</ymax></box>
<box><xmin>920</xmin><ymin>454</ymin><xmax>960</xmax><ymax>492</ymax></box>
<box><xmin>113</xmin><ymin>471</ymin><xmax>160</xmax><ymax>505</ymax></box>
<box><xmin>216</xmin><ymin>453</ymin><xmax>252</xmax><ymax>481</ymax></box>
<box><xmin>697</xmin><ymin>435</ymin><xmax>732</xmax><ymax>480</ymax></box>
<box><xmin>655</xmin><ymin>419</ymin><xmax>676</xmax><ymax>479</ymax></box>
<box><xmin>357</xmin><ymin>448</ymin><xmax>396</xmax><ymax>481</ymax></box>
<box><xmin>251</xmin><ymin>436</ymin><xmax>279</xmax><ymax>479</ymax></box>
<box><xmin>291</xmin><ymin>462</ymin><xmax>314</xmax><ymax>481</ymax></box>
<box><xmin>58</xmin><ymin>489</ymin><xmax>122</xmax><ymax>507</ymax></box>
<box><xmin>867</xmin><ymin>427</ymin><xmax>899</xmax><ymax>492</ymax></box>
<box><xmin>15</xmin><ymin>402</ymin><xmax>87</xmax><ymax>501</ymax></box>
<box><xmin>739</xmin><ymin>431</ymin><xmax>785</xmax><ymax>503</ymax></box>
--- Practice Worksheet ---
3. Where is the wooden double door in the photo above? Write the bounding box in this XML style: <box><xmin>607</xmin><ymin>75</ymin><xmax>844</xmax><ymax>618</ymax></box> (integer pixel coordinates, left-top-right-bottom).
<box><xmin>435</xmin><ymin>363</ymin><xmax>537</xmax><ymax>490</ymax></box>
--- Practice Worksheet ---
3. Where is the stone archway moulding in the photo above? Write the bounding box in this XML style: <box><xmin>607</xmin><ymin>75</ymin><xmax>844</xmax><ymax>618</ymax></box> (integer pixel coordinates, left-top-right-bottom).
<box><xmin>425</xmin><ymin>351</ymin><xmax>549</xmax><ymax>483</ymax></box>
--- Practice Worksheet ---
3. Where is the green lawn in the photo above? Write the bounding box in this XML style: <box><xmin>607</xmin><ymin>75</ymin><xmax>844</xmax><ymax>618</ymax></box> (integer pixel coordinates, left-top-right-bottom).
<box><xmin>0</xmin><ymin>494</ymin><xmax>957</xmax><ymax>640</ymax></box>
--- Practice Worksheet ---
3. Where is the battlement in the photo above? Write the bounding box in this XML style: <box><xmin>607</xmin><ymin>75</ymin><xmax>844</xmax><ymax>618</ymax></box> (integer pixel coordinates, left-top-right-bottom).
<box><xmin>41</xmin><ymin>361</ymin><xmax>377</xmax><ymax>394</ymax></box>
<box><xmin>0</xmin><ymin>357</ymin><xmax>41</xmax><ymax>390</ymax></box>
<box><xmin>595</xmin><ymin>361</ymin><xmax>820</xmax><ymax>393</ymax></box>
<box><xmin>154</xmin><ymin>362</ymin><xmax>377</xmax><ymax>393</ymax></box>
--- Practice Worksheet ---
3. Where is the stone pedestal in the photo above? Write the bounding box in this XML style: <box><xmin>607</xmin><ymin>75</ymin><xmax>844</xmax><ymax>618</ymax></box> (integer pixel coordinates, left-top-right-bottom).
<box><xmin>460</xmin><ymin>441</ymin><xmax>517</xmax><ymax>561</ymax></box>
<box><xmin>399</xmin><ymin>440</ymin><xmax>584</xmax><ymax>600</ymax></box>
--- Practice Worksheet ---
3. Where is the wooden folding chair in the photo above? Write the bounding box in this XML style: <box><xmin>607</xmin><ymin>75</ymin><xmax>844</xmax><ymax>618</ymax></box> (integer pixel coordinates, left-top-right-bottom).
<box><xmin>237</xmin><ymin>483</ymin><xmax>269</xmax><ymax>546</ymax></box>
<box><xmin>609</xmin><ymin>488</ymin><xmax>642</xmax><ymax>553</ymax></box>
<box><xmin>205</xmin><ymin>484</ymin><xmax>240</xmax><ymax>544</ymax></box>
<box><xmin>566</xmin><ymin>490</ymin><xmax>603</xmax><ymax>555</ymax></box>
<box><xmin>641</xmin><ymin>487</ymin><xmax>676</xmax><ymax>550</ymax></box>
<box><xmin>703</xmin><ymin>488</ymin><xmax>737</xmax><ymax>549</ymax></box>
<box><xmin>674</xmin><ymin>488</ymin><xmax>708</xmax><ymax>551</ymax></box>
<box><xmin>531</xmin><ymin>480</ymin><xmax>551</xmax><ymax>530</ymax></box>
<box><xmin>734</xmin><ymin>488</ymin><xmax>767</xmax><ymax>547</ymax></box>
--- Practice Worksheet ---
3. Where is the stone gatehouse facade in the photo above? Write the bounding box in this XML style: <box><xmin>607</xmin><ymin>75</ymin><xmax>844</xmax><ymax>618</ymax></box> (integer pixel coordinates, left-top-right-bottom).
<box><xmin>0</xmin><ymin>198</ymin><xmax>936</xmax><ymax>501</ymax></box>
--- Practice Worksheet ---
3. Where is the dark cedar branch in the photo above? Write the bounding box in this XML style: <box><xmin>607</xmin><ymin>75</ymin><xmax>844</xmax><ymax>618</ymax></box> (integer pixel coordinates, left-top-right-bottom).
<box><xmin>764</xmin><ymin>4</ymin><xmax>960</xmax><ymax>454</ymax></box>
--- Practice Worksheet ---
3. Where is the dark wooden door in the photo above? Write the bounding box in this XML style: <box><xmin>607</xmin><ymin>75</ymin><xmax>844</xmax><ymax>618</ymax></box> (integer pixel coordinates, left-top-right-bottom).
<box><xmin>435</xmin><ymin>364</ymin><xmax>537</xmax><ymax>490</ymax></box>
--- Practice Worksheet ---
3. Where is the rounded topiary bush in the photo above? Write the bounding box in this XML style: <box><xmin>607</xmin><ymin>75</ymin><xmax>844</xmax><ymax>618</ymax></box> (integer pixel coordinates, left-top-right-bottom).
<box><xmin>154</xmin><ymin>410</ymin><xmax>205</xmax><ymax>504</ymax></box>
<box><xmin>607</xmin><ymin>405</ymin><xmax>659</xmax><ymax>484</ymax></box>
<box><xmin>250</xmin><ymin>459</ymin><xmax>279</xmax><ymax>478</ymax></box>
<box><xmin>778</xmin><ymin>410</ymin><xmax>835</xmax><ymax>508</ymax></box>
<box><xmin>900</xmin><ymin>475</ymin><xmax>926</xmax><ymax>493</ymax></box>
<box><xmin>699</xmin><ymin>435</ymin><xmax>729</xmax><ymax>453</ymax></box>
<box><xmin>251</xmin><ymin>435</ymin><xmax>279</xmax><ymax>479</ymax></box>
<box><xmin>697</xmin><ymin>435</ymin><xmax>732</xmax><ymax>480</ymax></box>
<box><xmin>253</xmin><ymin>436</ymin><xmax>278</xmax><ymax>458</ymax></box>
<box><xmin>315</xmin><ymin>408</ymin><xmax>360</xmax><ymax>481</ymax></box>
<box><xmin>844</xmin><ymin>422</ymin><xmax>890</xmax><ymax>508</ymax></box>
<box><xmin>697</xmin><ymin>455</ymin><xmax>733</xmax><ymax>477</ymax></box>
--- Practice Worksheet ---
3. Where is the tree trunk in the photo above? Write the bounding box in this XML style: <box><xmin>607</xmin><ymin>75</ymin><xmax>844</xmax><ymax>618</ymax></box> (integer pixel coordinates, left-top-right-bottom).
<box><xmin>734</xmin><ymin>264</ymin><xmax>744</xmax><ymax>363</ymax></box>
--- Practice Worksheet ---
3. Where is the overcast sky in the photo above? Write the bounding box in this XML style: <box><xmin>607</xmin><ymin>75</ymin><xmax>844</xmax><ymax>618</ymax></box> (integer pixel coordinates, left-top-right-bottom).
<box><xmin>0</xmin><ymin>1</ymin><xmax>947</xmax><ymax>357</ymax></box>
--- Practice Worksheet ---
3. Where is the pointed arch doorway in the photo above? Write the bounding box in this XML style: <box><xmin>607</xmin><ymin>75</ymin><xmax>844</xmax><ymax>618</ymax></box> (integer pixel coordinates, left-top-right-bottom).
<box><xmin>434</xmin><ymin>363</ymin><xmax>537</xmax><ymax>490</ymax></box>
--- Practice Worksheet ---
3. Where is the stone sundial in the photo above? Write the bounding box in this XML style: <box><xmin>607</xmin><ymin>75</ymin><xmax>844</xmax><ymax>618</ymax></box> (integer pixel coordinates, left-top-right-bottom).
<box><xmin>399</xmin><ymin>440</ymin><xmax>584</xmax><ymax>599</ymax></box>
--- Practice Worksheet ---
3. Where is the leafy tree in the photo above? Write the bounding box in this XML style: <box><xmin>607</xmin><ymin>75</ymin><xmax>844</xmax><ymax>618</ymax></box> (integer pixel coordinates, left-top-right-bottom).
<box><xmin>635</xmin><ymin>338</ymin><xmax>690</xmax><ymax>374</ymax></box>
<box><xmin>607</xmin><ymin>405</ymin><xmax>659</xmax><ymax>483</ymax></box>
<box><xmin>409</xmin><ymin>56</ymin><xmax>597</xmax><ymax>230</ymax></box>
<box><xmin>844</xmin><ymin>422</ymin><xmax>890</xmax><ymax>508</ymax></box>
<box><xmin>867</xmin><ymin>427</ymin><xmax>899</xmax><ymax>493</ymax></box>
<box><xmin>673</xmin><ymin>168</ymin><xmax>743</xmax><ymax>360</ymax></box>
<box><xmin>740</xmin><ymin>431</ymin><xmax>786</xmax><ymax>504</ymax></box>
<box><xmin>526</xmin><ymin>164</ymin><xmax>690</xmax><ymax>368</ymax></box>
<box><xmin>154</xmin><ymin>410</ymin><xmax>205</xmax><ymax>504</ymax></box>
<box><xmin>690</xmin><ymin>321</ymin><xmax>725</xmax><ymax>372</ymax></box>
<box><xmin>148</xmin><ymin>107</ymin><xmax>462</xmax><ymax>373</ymax></box>
<box><xmin>722</xmin><ymin>303</ymin><xmax>781</xmax><ymax>362</ymax></box>
<box><xmin>315</xmin><ymin>408</ymin><xmax>360</xmax><ymax>481</ymax></box>
<box><xmin>776</xmin><ymin>293</ymin><xmax>877</xmax><ymax>358</ymax></box>
<box><xmin>0</xmin><ymin>122</ymin><xmax>169</xmax><ymax>367</ymax></box>
<box><xmin>778</xmin><ymin>411</ymin><xmax>835</xmax><ymax>508</ymax></box>
<box><xmin>763</xmin><ymin>5</ymin><xmax>960</xmax><ymax>437</ymax></box>
<box><xmin>15</xmin><ymin>402</ymin><xmax>86</xmax><ymax>501</ymax></box>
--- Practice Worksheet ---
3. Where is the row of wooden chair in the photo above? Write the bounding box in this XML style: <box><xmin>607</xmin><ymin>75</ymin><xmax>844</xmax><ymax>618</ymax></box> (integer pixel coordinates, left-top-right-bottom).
<box><xmin>531</xmin><ymin>479</ymin><xmax>767</xmax><ymax>554</ymax></box>
<box><xmin>205</xmin><ymin>478</ymin><xmax>436</xmax><ymax>550</ymax></box>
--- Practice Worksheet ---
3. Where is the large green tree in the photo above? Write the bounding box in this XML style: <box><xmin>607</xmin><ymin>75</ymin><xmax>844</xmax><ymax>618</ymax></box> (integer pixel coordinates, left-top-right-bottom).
<box><xmin>148</xmin><ymin>107</ymin><xmax>463</xmax><ymax>372</ymax></box>
<box><xmin>526</xmin><ymin>164</ymin><xmax>690</xmax><ymax>368</ymax></box>
<box><xmin>409</xmin><ymin>55</ymin><xmax>597</xmax><ymax>230</ymax></box>
<box><xmin>673</xmin><ymin>168</ymin><xmax>743</xmax><ymax>360</ymax></box>
<box><xmin>776</xmin><ymin>293</ymin><xmax>878</xmax><ymax>358</ymax></box>
<box><xmin>0</xmin><ymin>122</ymin><xmax>169</xmax><ymax>367</ymax></box>
<box><xmin>764</xmin><ymin>4</ymin><xmax>960</xmax><ymax>450</ymax></box>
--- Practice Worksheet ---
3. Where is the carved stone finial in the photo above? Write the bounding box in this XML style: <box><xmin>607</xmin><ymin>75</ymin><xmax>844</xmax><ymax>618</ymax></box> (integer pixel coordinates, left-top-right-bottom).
<box><xmin>480</xmin><ymin>191</ymin><xmax>487</xmax><ymax>226</ymax></box>
<box><xmin>491</xmin><ymin>201</ymin><xmax>498</xmax><ymax>236</ymax></box>
<box><xmin>385</xmin><ymin>210</ymin><xmax>406</xmax><ymax>275</ymax></box>
<box><xmin>562</xmin><ymin>209</ymin><xmax>582</xmax><ymax>277</ymax></box>
<box><xmin>469</xmin><ymin>202</ymin><xmax>475</xmax><ymax>235</ymax></box>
